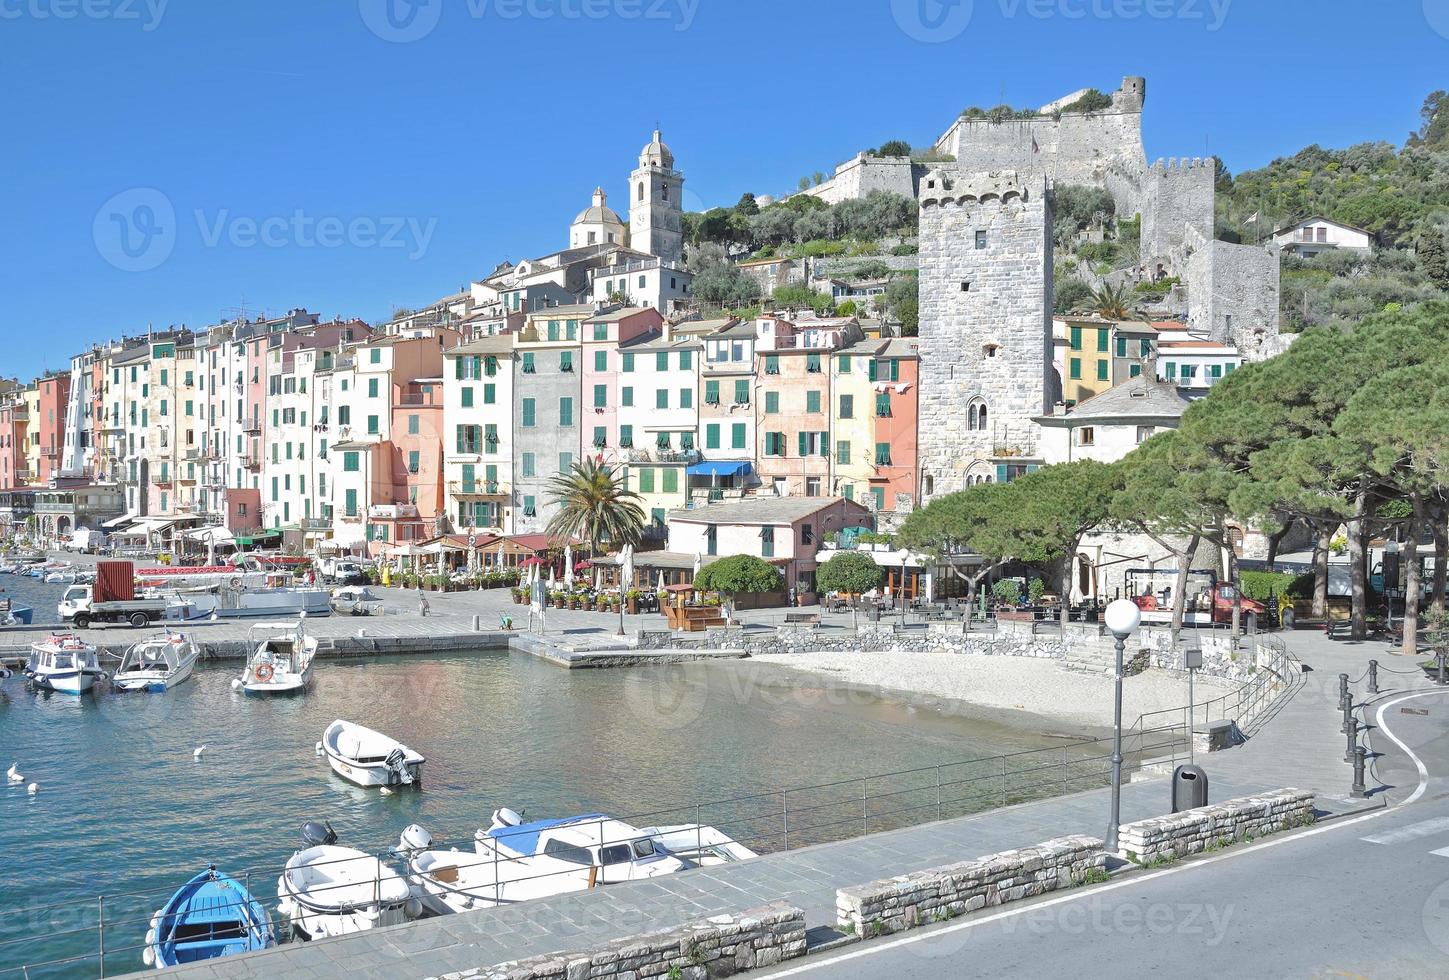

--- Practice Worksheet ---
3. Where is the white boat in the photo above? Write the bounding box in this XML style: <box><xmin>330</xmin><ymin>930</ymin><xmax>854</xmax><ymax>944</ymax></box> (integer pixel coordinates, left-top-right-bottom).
<box><xmin>233</xmin><ymin>621</ymin><xmax>316</xmax><ymax>694</ymax></box>
<box><xmin>396</xmin><ymin>809</ymin><xmax>688</xmax><ymax>915</ymax></box>
<box><xmin>167</xmin><ymin>587</ymin><xmax>333</xmax><ymax>621</ymax></box>
<box><xmin>113</xmin><ymin>632</ymin><xmax>199</xmax><ymax>692</ymax></box>
<box><xmin>319</xmin><ymin>720</ymin><xmax>424</xmax><ymax>789</ymax></box>
<box><xmin>330</xmin><ymin>587</ymin><xmax>384</xmax><ymax>617</ymax></box>
<box><xmin>26</xmin><ymin>634</ymin><xmax>106</xmax><ymax>694</ymax></box>
<box><xmin>636</xmin><ymin>823</ymin><xmax>759</xmax><ymax>866</ymax></box>
<box><xmin>45</xmin><ymin>567</ymin><xmax>79</xmax><ymax>584</ymax></box>
<box><xmin>276</xmin><ymin>822</ymin><xmax>422</xmax><ymax>940</ymax></box>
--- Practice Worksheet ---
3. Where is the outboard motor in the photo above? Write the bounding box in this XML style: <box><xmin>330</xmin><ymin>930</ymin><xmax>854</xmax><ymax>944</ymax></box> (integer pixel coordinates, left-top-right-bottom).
<box><xmin>491</xmin><ymin>807</ymin><xmax>523</xmax><ymax>829</ymax></box>
<box><xmin>396</xmin><ymin>824</ymin><xmax>433</xmax><ymax>855</ymax></box>
<box><xmin>300</xmin><ymin>820</ymin><xmax>338</xmax><ymax>847</ymax></box>
<box><xmin>384</xmin><ymin>747</ymin><xmax>413</xmax><ymax>785</ymax></box>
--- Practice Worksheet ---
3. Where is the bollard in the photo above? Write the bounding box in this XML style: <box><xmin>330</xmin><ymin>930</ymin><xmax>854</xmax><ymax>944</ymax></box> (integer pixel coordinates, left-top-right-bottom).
<box><xmin>1352</xmin><ymin>746</ymin><xmax>1368</xmax><ymax>798</ymax></box>
<box><xmin>1338</xmin><ymin>673</ymin><xmax>1350</xmax><ymax>710</ymax></box>
<box><xmin>1345</xmin><ymin>719</ymin><xmax>1358</xmax><ymax>763</ymax></box>
<box><xmin>1341</xmin><ymin>695</ymin><xmax>1354</xmax><ymax>735</ymax></box>
<box><xmin>472</xmin><ymin>615</ymin><xmax>481</xmax><ymax>632</ymax></box>
<box><xmin>1368</xmin><ymin>660</ymin><xmax>1379</xmax><ymax>695</ymax></box>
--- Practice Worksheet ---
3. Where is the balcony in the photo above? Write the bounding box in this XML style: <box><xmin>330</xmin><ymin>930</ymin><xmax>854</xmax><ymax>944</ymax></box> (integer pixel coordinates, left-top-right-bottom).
<box><xmin>369</xmin><ymin>504</ymin><xmax>419</xmax><ymax>520</ymax></box>
<box><xmin>242</xmin><ymin>418</ymin><xmax>262</xmax><ymax>434</ymax></box>
<box><xmin>152</xmin><ymin>477</ymin><xmax>173</xmax><ymax>489</ymax></box>
<box><xmin>242</xmin><ymin>456</ymin><xmax>260</xmax><ymax>470</ymax></box>
<box><xmin>302</xmin><ymin>518</ymin><xmax>331</xmax><ymax>530</ymax></box>
<box><xmin>450</xmin><ymin>480</ymin><xmax>510</xmax><ymax>500</ymax></box>
<box><xmin>627</xmin><ymin>448</ymin><xmax>701</xmax><ymax>465</ymax></box>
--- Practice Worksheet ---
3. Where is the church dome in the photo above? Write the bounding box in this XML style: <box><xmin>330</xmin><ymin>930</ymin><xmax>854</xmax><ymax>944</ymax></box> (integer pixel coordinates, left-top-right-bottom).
<box><xmin>573</xmin><ymin>187</ymin><xmax>624</xmax><ymax>227</ymax></box>
<box><xmin>639</xmin><ymin>128</ymin><xmax>674</xmax><ymax>169</ymax></box>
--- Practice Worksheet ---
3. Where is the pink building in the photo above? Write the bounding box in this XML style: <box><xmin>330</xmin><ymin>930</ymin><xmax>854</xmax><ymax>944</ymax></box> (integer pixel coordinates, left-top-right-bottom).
<box><xmin>579</xmin><ymin>306</ymin><xmax>663</xmax><ymax>463</ymax></box>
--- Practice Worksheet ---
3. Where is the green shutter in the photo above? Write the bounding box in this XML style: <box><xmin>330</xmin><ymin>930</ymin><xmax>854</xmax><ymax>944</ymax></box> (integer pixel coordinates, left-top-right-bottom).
<box><xmin>639</xmin><ymin>468</ymin><xmax>655</xmax><ymax>492</ymax></box>
<box><xmin>662</xmin><ymin>468</ymin><xmax>678</xmax><ymax>493</ymax></box>
<box><xmin>765</xmin><ymin>391</ymin><xmax>779</xmax><ymax>414</ymax></box>
<box><xmin>797</xmin><ymin>431</ymin><xmax>807</xmax><ymax>456</ymax></box>
<box><xmin>731</xmin><ymin>423</ymin><xmax>746</xmax><ymax>449</ymax></box>
<box><xmin>706</xmin><ymin>424</ymin><xmax>720</xmax><ymax>449</ymax></box>
<box><xmin>836</xmin><ymin>440</ymin><xmax>850</xmax><ymax>465</ymax></box>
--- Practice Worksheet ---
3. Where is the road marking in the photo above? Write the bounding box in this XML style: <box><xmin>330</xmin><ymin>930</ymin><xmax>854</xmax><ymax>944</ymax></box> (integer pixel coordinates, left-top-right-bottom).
<box><xmin>759</xmin><ymin>688</ymin><xmax>1448</xmax><ymax>978</ymax></box>
<box><xmin>1361</xmin><ymin>816</ymin><xmax>1449</xmax><ymax>845</ymax></box>
<box><xmin>1430</xmin><ymin>846</ymin><xmax>1449</xmax><ymax>859</ymax></box>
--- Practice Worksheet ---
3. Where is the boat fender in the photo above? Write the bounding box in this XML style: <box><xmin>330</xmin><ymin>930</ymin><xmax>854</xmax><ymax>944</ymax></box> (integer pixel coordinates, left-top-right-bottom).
<box><xmin>141</xmin><ymin>948</ymin><xmax>155</xmax><ymax>968</ymax></box>
<box><xmin>494</xmin><ymin>807</ymin><xmax>524</xmax><ymax>828</ymax></box>
<box><xmin>230</xmin><ymin>677</ymin><xmax>243</xmax><ymax>691</ymax></box>
<box><xmin>399</xmin><ymin>824</ymin><xmax>433</xmax><ymax>852</ymax></box>
<box><xmin>405</xmin><ymin>897</ymin><xmax>423</xmax><ymax>919</ymax></box>
<box><xmin>315</xmin><ymin>741</ymin><xmax>324</xmax><ymax>756</ymax></box>
<box><xmin>145</xmin><ymin>927</ymin><xmax>157</xmax><ymax>946</ymax></box>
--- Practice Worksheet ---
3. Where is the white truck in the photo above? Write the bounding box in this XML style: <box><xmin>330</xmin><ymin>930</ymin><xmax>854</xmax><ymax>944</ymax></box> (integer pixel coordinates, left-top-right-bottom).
<box><xmin>57</xmin><ymin>560</ymin><xmax>172</xmax><ymax>629</ymax></box>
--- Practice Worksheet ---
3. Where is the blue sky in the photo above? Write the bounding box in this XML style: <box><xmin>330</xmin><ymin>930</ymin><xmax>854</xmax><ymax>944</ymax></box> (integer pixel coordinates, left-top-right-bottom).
<box><xmin>1</xmin><ymin>0</ymin><xmax>1444</xmax><ymax>378</ymax></box>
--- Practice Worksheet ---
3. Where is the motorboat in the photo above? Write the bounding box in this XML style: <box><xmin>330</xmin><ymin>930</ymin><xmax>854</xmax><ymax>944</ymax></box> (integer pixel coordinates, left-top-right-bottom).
<box><xmin>166</xmin><ymin>587</ymin><xmax>333</xmax><ymax>621</ymax></box>
<box><xmin>0</xmin><ymin>599</ymin><xmax>32</xmax><ymax>626</ymax></box>
<box><xmin>25</xmin><ymin>634</ymin><xmax>105</xmax><ymax>694</ymax></box>
<box><xmin>330</xmin><ymin>586</ymin><xmax>384</xmax><ymax>617</ymax></box>
<box><xmin>113</xmin><ymin>632</ymin><xmax>200</xmax><ymax>693</ymax></box>
<box><xmin>635</xmin><ymin>823</ymin><xmax>759</xmax><ymax>866</ymax></box>
<box><xmin>276</xmin><ymin>822</ymin><xmax>422</xmax><ymax>940</ymax></box>
<box><xmin>45</xmin><ymin>567</ymin><xmax>80</xmax><ymax>585</ymax></box>
<box><xmin>233</xmin><ymin>621</ymin><xmax>316</xmax><ymax>694</ymax></box>
<box><xmin>142</xmin><ymin>866</ymin><xmax>274</xmax><ymax>970</ymax></box>
<box><xmin>319</xmin><ymin>720</ymin><xmax>424</xmax><ymax>789</ymax></box>
<box><xmin>395</xmin><ymin>809</ymin><xmax>687</xmax><ymax>915</ymax></box>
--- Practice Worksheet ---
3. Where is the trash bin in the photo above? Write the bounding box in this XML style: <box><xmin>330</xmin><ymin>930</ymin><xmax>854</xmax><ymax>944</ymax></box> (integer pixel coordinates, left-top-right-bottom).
<box><xmin>1171</xmin><ymin>764</ymin><xmax>1208</xmax><ymax>812</ymax></box>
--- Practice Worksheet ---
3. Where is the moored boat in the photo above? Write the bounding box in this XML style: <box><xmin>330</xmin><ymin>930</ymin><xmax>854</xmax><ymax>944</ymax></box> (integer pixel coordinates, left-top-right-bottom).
<box><xmin>276</xmin><ymin>822</ymin><xmax>422</xmax><ymax>940</ymax></box>
<box><xmin>233</xmin><ymin>621</ymin><xmax>316</xmax><ymax>694</ymax></box>
<box><xmin>114</xmin><ymin>632</ymin><xmax>200</xmax><ymax>692</ymax></box>
<box><xmin>25</xmin><ymin>634</ymin><xmax>105</xmax><ymax>694</ymax></box>
<box><xmin>319</xmin><ymin>720</ymin><xmax>424</xmax><ymax>788</ymax></box>
<box><xmin>142</xmin><ymin>866</ymin><xmax>274</xmax><ymax>970</ymax></box>
<box><xmin>329</xmin><ymin>586</ymin><xmax>384</xmax><ymax>617</ymax></box>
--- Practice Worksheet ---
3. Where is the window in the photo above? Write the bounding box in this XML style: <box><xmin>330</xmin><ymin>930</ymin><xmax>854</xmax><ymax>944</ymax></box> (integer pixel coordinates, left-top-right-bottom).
<box><xmin>593</xmin><ymin>426</ymin><xmax>607</xmax><ymax>448</ymax></box>
<box><xmin>639</xmin><ymin>468</ymin><xmax>655</xmax><ymax>492</ymax></box>
<box><xmin>343</xmin><ymin>452</ymin><xmax>360</xmax><ymax>473</ymax></box>
<box><xmin>765</xmin><ymin>355</ymin><xmax>780</xmax><ymax>375</ymax></box>
<box><xmin>705</xmin><ymin>424</ymin><xmax>720</xmax><ymax>449</ymax></box>
<box><xmin>679</xmin><ymin>350</ymin><xmax>692</xmax><ymax>369</ymax></box>
<box><xmin>523</xmin><ymin>495</ymin><xmax>537</xmax><ymax>517</ymax></box>
<box><xmin>801</xmin><ymin>523</ymin><xmax>814</xmax><ymax>546</ymax></box>
<box><xmin>559</xmin><ymin>351</ymin><xmax>574</xmax><ymax>373</ymax></box>
<box><xmin>370</xmin><ymin>348</ymin><xmax>382</xmax><ymax>365</ymax></box>
<box><xmin>1136</xmin><ymin>425</ymin><xmax>1155</xmax><ymax>444</ymax></box>
<box><xmin>621</xmin><ymin>353</ymin><xmax>634</xmax><ymax>372</ymax></box>
<box><xmin>522</xmin><ymin>452</ymin><xmax>536</xmax><ymax>477</ymax></box>
<box><xmin>345</xmin><ymin>489</ymin><xmax>357</xmax><ymax>517</ymax></box>
<box><xmin>705</xmin><ymin>524</ymin><xmax>717</xmax><ymax>556</ymax></box>
<box><xmin>408</xmin><ymin>451</ymin><xmax>420</xmax><ymax>474</ymax></box>
<box><xmin>679</xmin><ymin>388</ymin><xmax>692</xmax><ymax>409</ymax></box>
<box><xmin>558</xmin><ymin>451</ymin><xmax>573</xmax><ymax>473</ymax></box>
<box><xmin>734</xmin><ymin>380</ymin><xmax>749</xmax><ymax>405</ymax></box>
<box><xmin>594</xmin><ymin>350</ymin><xmax>607</xmax><ymax>371</ymax></box>
<box><xmin>367</xmin><ymin>415</ymin><xmax>379</xmax><ymax>435</ymax></box>
<box><xmin>1069</xmin><ymin>358</ymin><xmax>1082</xmax><ymax>380</ymax></box>
<box><xmin>837</xmin><ymin>354</ymin><xmax>851</xmax><ymax>373</ymax></box>
<box><xmin>368</xmin><ymin>378</ymin><xmax>379</xmax><ymax>398</ymax></box>
<box><xmin>619</xmin><ymin>424</ymin><xmax>633</xmax><ymax>447</ymax></box>
<box><xmin>593</xmin><ymin>323</ymin><xmax>608</xmax><ymax>341</ymax></box>
<box><xmin>656</xmin><ymin>389</ymin><xmax>669</xmax><ymax>409</ymax></box>
<box><xmin>1097</xmin><ymin>329</ymin><xmax>1108</xmax><ymax>353</ymax></box>
<box><xmin>1115</xmin><ymin>335</ymin><xmax>1127</xmax><ymax>357</ymax></box>
<box><xmin>764</xmin><ymin>431</ymin><xmax>785</xmax><ymax>456</ymax></box>
<box><xmin>1165</xmin><ymin>361</ymin><xmax>1177</xmax><ymax>380</ymax></box>
<box><xmin>651</xmin><ymin>351</ymin><xmax>665</xmax><ymax>372</ymax></box>
<box><xmin>1096</xmin><ymin>360</ymin><xmax>1109</xmax><ymax>381</ymax></box>
<box><xmin>522</xmin><ymin>398</ymin><xmax>536</xmax><ymax>427</ymax></box>
<box><xmin>594</xmin><ymin>384</ymin><xmax>608</xmax><ymax>408</ymax></box>
<box><xmin>662</xmin><ymin>468</ymin><xmax>678</xmax><ymax>493</ymax></box>
<box><xmin>806</xmin><ymin>390</ymin><xmax>821</xmax><ymax>413</ymax></box>
<box><xmin>1181</xmin><ymin>364</ymin><xmax>1198</xmax><ymax>380</ymax></box>
<box><xmin>875</xmin><ymin>442</ymin><xmax>892</xmax><ymax>465</ymax></box>
<box><xmin>559</xmin><ymin>397</ymin><xmax>574</xmax><ymax>426</ymax></box>
<box><xmin>1141</xmin><ymin>338</ymin><xmax>1152</xmax><ymax>358</ymax></box>
<box><xmin>839</xmin><ymin>394</ymin><xmax>854</xmax><ymax>418</ymax></box>
<box><xmin>484</xmin><ymin>423</ymin><xmax>498</xmax><ymax>452</ymax></box>
<box><xmin>1076</xmin><ymin>427</ymin><xmax>1096</xmax><ymax>446</ymax></box>
<box><xmin>760</xmin><ymin>526</ymin><xmax>775</xmax><ymax>558</ymax></box>
<box><xmin>705</xmin><ymin>380</ymin><xmax>720</xmax><ymax>404</ymax></box>
<box><xmin>461</xmin><ymin>388</ymin><xmax>474</xmax><ymax>408</ymax></box>
<box><xmin>1129</xmin><ymin>363</ymin><xmax>1142</xmax><ymax>378</ymax></box>
<box><xmin>871</xmin><ymin>487</ymin><xmax>886</xmax><ymax>511</ymax></box>
<box><xmin>1069</xmin><ymin>326</ymin><xmax>1082</xmax><ymax>351</ymax></box>
<box><xmin>806</xmin><ymin>353</ymin><xmax>821</xmax><ymax>374</ymax></box>
<box><xmin>621</xmin><ymin>386</ymin><xmax>634</xmax><ymax>407</ymax></box>
<box><xmin>547</xmin><ymin>320</ymin><xmax>560</xmax><ymax>341</ymax></box>
<box><xmin>521</xmin><ymin>353</ymin><xmax>536</xmax><ymax>374</ymax></box>
<box><xmin>805</xmin><ymin>477</ymin><xmax>821</xmax><ymax>497</ymax></box>
<box><xmin>484</xmin><ymin>383</ymin><xmax>496</xmax><ymax>405</ymax></box>
<box><xmin>975</xmin><ymin>230</ymin><xmax>987</xmax><ymax>249</ymax></box>
<box><xmin>876</xmin><ymin>393</ymin><xmax>892</xmax><ymax>417</ymax></box>
<box><xmin>765</xmin><ymin>391</ymin><xmax>779</xmax><ymax>414</ymax></box>
<box><xmin>731</xmin><ymin>423</ymin><xmax>746</xmax><ymax>449</ymax></box>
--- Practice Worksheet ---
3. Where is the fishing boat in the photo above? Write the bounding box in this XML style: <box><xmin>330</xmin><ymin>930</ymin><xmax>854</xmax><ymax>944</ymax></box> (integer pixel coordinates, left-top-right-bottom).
<box><xmin>395</xmin><ymin>809</ymin><xmax>689</xmax><ymax>915</ymax></box>
<box><xmin>25</xmin><ymin>634</ymin><xmax>105</xmax><ymax>694</ymax></box>
<box><xmin>233</xmin><ymin>621</ymin><xmax>316</xmax><ymax>694</ymax></box>
<box><xmin>142</xmin><ymin>866</ymin><xmax>274</xmax><ymax>970</ymax></box>
<box><xmin>0</xmin><ymin>599</ymin><xmax>32</xmax><ymax>626</ymax></box>
<box><xmin>276</xmin><ymin>822</ymin><xmax>422</xmax><ymax>940</ymax></box>
<box><xmin>330</xmin><ymin>586</ymin><xmax>384</xmax><ymax>617</ymax></box>
<box><xmin>319</xmin><ymin>720</ymin><xmax>424</xmax><ymax>789</ymax></box>
<box><xmin>113</xmin><ymin>632</ymin><xmax>200</xmax><ymax>692</ymax></box>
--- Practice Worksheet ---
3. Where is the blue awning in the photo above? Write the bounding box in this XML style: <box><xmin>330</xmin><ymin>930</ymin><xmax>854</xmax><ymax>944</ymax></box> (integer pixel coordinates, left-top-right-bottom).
<box><xmin>687</xmin><ymin>460</ymin><xmax>753</xmax><ymax>478</ymax></box>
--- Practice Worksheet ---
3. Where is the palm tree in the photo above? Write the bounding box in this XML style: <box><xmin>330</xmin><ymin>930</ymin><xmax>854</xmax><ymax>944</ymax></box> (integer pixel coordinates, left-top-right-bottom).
<box><xmin>1088</xmin><ymin>281</ymin><xmax>1136</xmax><ymax>320</ymax></box>
<box><xmin>544</xmin><ymin>458</ymin><xmax>647</xmax><ymax>579</ymax></box>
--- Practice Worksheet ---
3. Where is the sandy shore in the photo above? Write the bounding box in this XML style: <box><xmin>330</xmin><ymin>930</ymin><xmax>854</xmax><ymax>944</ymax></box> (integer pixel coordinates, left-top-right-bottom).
<box><xmin>743</xmin><ymin>650</ymin><xmax>1235</xmax><ymax>734</ymax></box>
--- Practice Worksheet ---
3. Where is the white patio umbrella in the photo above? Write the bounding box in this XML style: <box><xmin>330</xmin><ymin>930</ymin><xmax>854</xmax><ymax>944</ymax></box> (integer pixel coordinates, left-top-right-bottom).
<box><xmin>620</xmin><ymin>544</ymin><xmax>635</xmax><ymax>594</ymax></box>
<box><xmin>693</xmin><ymin>552</ymin><xmax>703</xmax><ymax>578</ymax></box>
<box><xmin>563</xmin><ymin>544</ymin><xmax>574</xmax><ymax>587</ymax></box>
<box><xmin>546</xmin><ymin>566</ymin><xmax>557</xmax><ymax>591</ymax></box>
<box><xmin>656</xmin><ymin>570</ymin><xmax>666</xmax><ymax>592</ymax></box>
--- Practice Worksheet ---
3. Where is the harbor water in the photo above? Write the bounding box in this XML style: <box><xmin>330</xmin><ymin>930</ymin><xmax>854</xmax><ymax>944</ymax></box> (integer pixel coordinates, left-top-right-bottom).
<box><xmin>0</xmin><ymin>650</ymin><xmax>1072</xmax><ymax>976</ymax></box>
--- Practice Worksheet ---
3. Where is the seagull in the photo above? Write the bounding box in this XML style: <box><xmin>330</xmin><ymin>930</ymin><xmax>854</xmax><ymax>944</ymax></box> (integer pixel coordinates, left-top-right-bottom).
<box><xmin>27</xmin><ymin>782</ymin><xmax>38</xmax><ymax>795</ymax></box>
<box><xmin>193</xmin><ymin>746</ymin><xmax>207</xmax><ymax>760</ymax></box>
<box><xmin>7</xmin><ymin>764</ymin><xmax>21</xmax><ymax>784</ymax></box>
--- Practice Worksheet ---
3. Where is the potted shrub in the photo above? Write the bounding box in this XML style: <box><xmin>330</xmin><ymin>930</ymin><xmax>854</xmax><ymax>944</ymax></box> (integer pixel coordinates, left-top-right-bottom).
<box><xmin>626</xmin><ymin>589</ymin><xmax>641</xmax><ymax>615</ymax></box>
<box><xmin>552</xmin><ymin>590</ymin><xmax>566</xmax><ymax>609</ymax></box>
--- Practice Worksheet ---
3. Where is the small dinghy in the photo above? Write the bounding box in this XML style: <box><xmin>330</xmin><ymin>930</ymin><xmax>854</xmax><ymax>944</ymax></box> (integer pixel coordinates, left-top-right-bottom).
<box><xmin>114</xmin><ymin>632</ymin><xmax>199</xmax><ymax>692</ymax></box>
<box><xmin>25</xmin><ymin>634</ymin><xmax>105</xmax><ymax>694</ymax></box>
<box><xmin>330</xmin><ymin>586</ymin><xmax>384</xmax><ymax>617</ymax></box>
<box><xmin>320</xmin><ymin>720</ymin><xmax>424</xmax><ymax>789</ymax></box>
<box><xmin>233</xmin><ymin>621</ymin><xmax>316</xmax><ymax>694</ymax></box>
<box><xmin>395</xmin><ymin>809</ymin><xmax>689</xmax><ymax>915</ymax></box>
<box><xmin>142</xmin><ymin>866</ymin><xmax>274</xmax><ymax>970</ymax></box>
<box><xmin>276</xmin><ymin>822</ymin><xmax>422</xmax><ymax>940</ymax></box>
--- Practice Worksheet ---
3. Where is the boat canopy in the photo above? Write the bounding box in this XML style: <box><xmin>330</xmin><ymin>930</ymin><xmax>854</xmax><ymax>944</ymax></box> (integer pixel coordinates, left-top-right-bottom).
<box><xmin>486</xmin><ymin>814</ymin><xmax>609</xmax><ymax>855</ymax></box>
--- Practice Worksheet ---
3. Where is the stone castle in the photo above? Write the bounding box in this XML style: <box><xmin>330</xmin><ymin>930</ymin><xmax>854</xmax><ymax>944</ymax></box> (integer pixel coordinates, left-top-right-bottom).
<box><xmin>902</xmin><ymin>76</ymin><xmax>1285</xmax><ymax>499</ymax></box>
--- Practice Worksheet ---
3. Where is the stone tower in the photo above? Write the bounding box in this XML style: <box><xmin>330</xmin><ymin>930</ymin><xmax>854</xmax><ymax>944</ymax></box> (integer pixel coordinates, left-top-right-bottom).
<box><xmin>916</xmin><ymin>170</ymin><xmax>1053</xmax><ymax>498</ymax></box>
<box><xmin>630</xmin><ymin>129</ymin><xmax>684</xmax><ymax>265</ymax></box>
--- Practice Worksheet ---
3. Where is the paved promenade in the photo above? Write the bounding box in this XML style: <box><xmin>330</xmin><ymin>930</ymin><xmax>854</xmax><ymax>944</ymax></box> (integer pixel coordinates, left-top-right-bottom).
<box><xmin>121</xmin><ymin>630</ymin><xmax>1433</xmax><ymax>980</ymax></box>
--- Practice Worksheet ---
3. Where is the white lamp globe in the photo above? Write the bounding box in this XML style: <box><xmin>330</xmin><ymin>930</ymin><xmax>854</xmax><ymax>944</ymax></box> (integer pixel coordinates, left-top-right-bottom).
<box><xmin>1104</xmin><ymin>598</ymin><xmax>1142</xmax><ymax>637</ymax></box>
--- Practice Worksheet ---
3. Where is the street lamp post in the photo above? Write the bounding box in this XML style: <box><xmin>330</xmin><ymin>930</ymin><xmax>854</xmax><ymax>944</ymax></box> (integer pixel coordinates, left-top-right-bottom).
<box><xmin>1104</xmin><ymin>598</ymin><xmax>1142</xmax><ymax>854</ymax></box>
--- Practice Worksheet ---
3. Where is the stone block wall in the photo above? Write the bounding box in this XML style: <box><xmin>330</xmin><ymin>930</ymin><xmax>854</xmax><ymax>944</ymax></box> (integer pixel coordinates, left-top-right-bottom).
<box><xmin>1140</xmin><ymin>157</ymin><xmax>1216</xmax><ymax>263</ymax></box>
<box><xmin>440</xmin><ymin>902</ymin><xmax>807</xmax><ymax>980</ymax></box>
<box><xmin>836</xmin><ymin>835</ymin><xmax>1105</xmax><ymax>937</ymax></box>
<box><xmin>1117</xmin><ymin>789</ymin><xmax>1315</xmax><ymax>863</ymax></box>
<box><xmin>798</xmin><ymin>154</ymin><xmax>918</xmax><ymax>206</ymax></box>
<box><xmin>1180</xmin><ymin>225</ymin><xmax>1286</xmax><ymax>360</ymax></box>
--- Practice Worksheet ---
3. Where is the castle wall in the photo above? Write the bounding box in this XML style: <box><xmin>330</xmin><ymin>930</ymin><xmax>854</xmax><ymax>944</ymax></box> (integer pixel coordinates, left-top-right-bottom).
<box><xmin>800</xmin><ymin>154</ymin><xmax>918</xmax><ymax>206</ymax></box>
<box><xmin>1140</xmin><ymin>157</ymin><xmax>1216</xmax><ymax>262</ymax></box>
<box><xmin>936</xmin><ymin>110</ymin><xmax>1148</xmax><ymax>192</ymax></box>
<box><xmin>917</xmin><ymin>172</ymin><xmax>1051</xmax><ymax>499</ymax></box>
<box><xmin>1181</xmin><ymin>226</ymin><xmax>1285</xmax><ymax>360</ymax></box>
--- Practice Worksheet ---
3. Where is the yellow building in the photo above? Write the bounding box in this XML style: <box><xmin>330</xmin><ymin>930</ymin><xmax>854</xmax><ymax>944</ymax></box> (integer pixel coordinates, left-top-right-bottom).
<box><xmin>830</xmin><ymin>340</ymin><xmax>882</xmax><ymax>504</ymax></box>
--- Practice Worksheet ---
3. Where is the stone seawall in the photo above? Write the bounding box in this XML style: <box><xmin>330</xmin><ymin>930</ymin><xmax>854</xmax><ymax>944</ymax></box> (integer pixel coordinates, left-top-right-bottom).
<box><xmin>434</xmin><ymin>902</ymin><xmax>807</xmax><ymax>980</ymax></box>
<box><xmin>1117</xmin><ymin>789</ymin><xmax>1315</xmax><ymax>863</ymax></box>
<box><xmin>835</xmin><ymin>835</ymin><xmax>1105</xmax><ymax>938</ymax></box>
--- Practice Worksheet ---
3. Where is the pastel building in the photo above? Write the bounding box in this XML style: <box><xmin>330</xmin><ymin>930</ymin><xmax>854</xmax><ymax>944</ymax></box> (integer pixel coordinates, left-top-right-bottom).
<box><xmin>579</xmin><ymin>306</ymin><xmax>664</xmax><ymax>466</ymax></box>
<box><xmin>699</xmin><ymin>321</ymin><xmax>756</xmax><ymax>463</ymax></box>
<box><xmin>444</xmin><ymin>335</ymin><xmax>515</xmax><ymax>534</ymax></box>
<box><xmin>755</xmin><ymin>325</ymin><xmax>833</xmax><ymax>499</ymax></box>
<box><xmin>866</xmin><ymin>338</ymin><xmax>920</xmax><ymax>516</ymax></box>
<box><xmin>511</xmin><ymin>306</ymin><xmax>589</xmax><ymax>534</ymax></box>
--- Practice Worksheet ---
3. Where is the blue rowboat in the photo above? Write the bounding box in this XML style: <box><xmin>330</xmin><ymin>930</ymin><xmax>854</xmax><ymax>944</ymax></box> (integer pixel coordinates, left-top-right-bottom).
<box><xmin>144</xmin><ymin>867</ymin><xmax>274</xmax><ymax>969</ymax></box>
